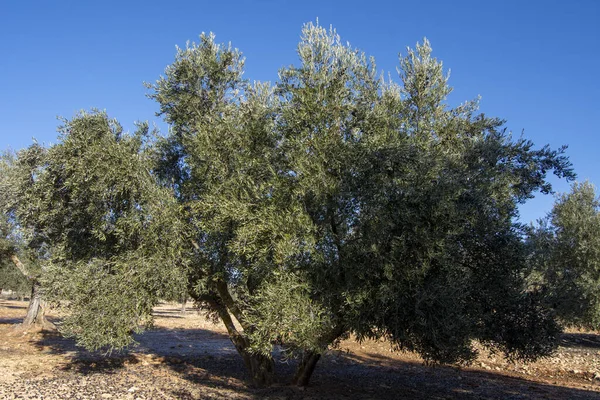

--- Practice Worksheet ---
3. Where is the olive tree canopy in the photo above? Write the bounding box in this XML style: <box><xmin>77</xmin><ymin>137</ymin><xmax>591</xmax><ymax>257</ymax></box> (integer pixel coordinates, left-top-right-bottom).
<box><xmin>11</xmin><ymin>22</ymin><xmax>575</xmax><ymax>386</ymax></box>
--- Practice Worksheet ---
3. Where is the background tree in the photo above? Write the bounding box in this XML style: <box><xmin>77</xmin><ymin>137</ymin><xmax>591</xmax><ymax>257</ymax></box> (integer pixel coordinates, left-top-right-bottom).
<box><xmin>0</xmin><ymin>209</ymin><xmax>30</xmax><ymax>300</ymax></box>
<box><xmin>0</xmin><ymin>149</ymin><xmax>50</xmax><ymax>326</ymax></box>
<box><xmin>527</xmin><ymin>181</ymin><xmax>600</xmax><ymax>329</ymax></box>
<box><xmin>10</xmin><ymin>111</ymin><xmax>188</xmax><ymax>349</ymax></box>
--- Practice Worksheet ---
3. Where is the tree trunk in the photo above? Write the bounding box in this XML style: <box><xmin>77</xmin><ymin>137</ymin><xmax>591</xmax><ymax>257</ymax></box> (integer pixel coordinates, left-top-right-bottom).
<box><xmin>208</xmin><ymin>296</ymin><xmax>275</xmax><ymax>386</ymax></box>
<box><xmin>180</xmin><ymin>295</ymin><xmax>187</xmax><ymax>313</ymax></box>
<box><xmin>226</xmin><ymin>329</ymin><xmax>274</xmax><ymax>387</ymax></box>
<box><xmin>22</xmin><ymin>280</ymin><xmax>44</xmax><ymax>326</ymax></box>
<box><xmin>293</xmin><ymin>351</ymin><xmax>321</xmax><ymax>387</ymax></box>
<box><xmin>292</xmin><ymin>324</ymin><xmax>346</xmax><ymax>387</ymax></box>
<box><xmin>239</xmin><ymin>347</ymin><xmax>275</xmax><ymax>387</ymax></box>
<box><xmin>8</xmin><ymin>253</ymin><xmax>49</xmax><ymax>327</ymax></box>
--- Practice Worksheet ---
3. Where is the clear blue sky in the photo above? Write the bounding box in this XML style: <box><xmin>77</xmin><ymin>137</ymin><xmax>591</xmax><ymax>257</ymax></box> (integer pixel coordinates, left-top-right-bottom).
<box><xmin>1</xmin><ymin>0</ymin><xmax>598</xmax><ymax>223</ymax></box>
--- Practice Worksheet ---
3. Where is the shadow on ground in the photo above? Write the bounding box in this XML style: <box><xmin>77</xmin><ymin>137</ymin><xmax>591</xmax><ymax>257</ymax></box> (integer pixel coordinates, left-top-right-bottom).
<box><xmin>305</xmin><ymin>351</ymin><xmax>600</xmax><ymax>400</ymax></box>
<box><xmin>35</xmin><ymin>327</ymin><xmax>600</xmax><ymax>399</ymax></box>
<box><xmin>3</xmin><ymin>301</ymin><xmax>599</xmax><ymax>399</ymax></box>
<box><xmin>560</xmin><ymin>333</ymin><xmax>600</xmax><ymax>349</ymax></box>
<box><xmin>0</xmin><ymin>317</ymin><xmax>26</xmax><ymax>324</ymax></box>
<box><xmin>152</xmin><ymin>309</ymin><xmax>185</xmax><ymax>319</ymax></box>
<box><xmin>2</xmin><ymin>305</ymin><xmax>28</xmax><ymax>310</ymax></box>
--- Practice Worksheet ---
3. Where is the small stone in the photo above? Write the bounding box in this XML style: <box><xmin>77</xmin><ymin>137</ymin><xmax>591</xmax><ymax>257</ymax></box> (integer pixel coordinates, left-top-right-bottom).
<box><xmin>128</xmin><ymin>387</ymin><xmax>138</xmax><ymax>393</ymax></box>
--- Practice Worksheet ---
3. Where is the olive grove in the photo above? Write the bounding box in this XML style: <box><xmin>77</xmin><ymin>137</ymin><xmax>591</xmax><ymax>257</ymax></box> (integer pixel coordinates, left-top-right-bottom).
<box><xmin>1</xmin><ymin>22</ymin><xmax>576</xmax><ymax>386</ymax></box>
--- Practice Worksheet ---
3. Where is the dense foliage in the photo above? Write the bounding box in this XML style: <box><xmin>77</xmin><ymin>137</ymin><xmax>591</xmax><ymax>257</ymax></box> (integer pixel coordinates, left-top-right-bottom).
<box><xmin>2</xmin><ymin>22</ymin><xmax>576</xmax><ymax>386</ymax></box>
<box><xmin>527</xmin><ymin>182</ymin><xmax>600</xmax><ymax>329</ymax></box>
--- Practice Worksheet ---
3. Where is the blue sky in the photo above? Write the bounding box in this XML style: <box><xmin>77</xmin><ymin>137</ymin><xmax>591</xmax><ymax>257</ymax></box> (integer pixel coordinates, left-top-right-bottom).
<box><xmin>1</xmin><ymin>0</ymin><xmax>598</xmax><ymax>223</ymax></box>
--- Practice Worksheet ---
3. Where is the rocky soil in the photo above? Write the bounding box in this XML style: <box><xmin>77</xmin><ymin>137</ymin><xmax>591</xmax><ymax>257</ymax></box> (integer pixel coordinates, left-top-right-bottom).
<box><xmin>1</xmin><ymin>299</ymin><xmax>600</xmax><ymax>399</ymax></box>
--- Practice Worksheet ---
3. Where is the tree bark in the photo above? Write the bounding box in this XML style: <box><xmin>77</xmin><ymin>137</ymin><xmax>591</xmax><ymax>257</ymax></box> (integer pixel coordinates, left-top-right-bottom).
<box><xmin>22</xmin><ymin>280</ymin><xmax>44</xmax><ymax>326</ymax></box>
<box><xmin>292</xmin><ymin>350</ymin><xmax>321</xmax><ymax>387</ymax></box>
<box><xmin>209</xmin><ymin>296</ymin><xmax>274</xmax><ymax>386</ymax></box>
<box><xmin>239</xmin><ymin>345</ymin><xmax>274</xmax><ymax>387</ymax></box>
<box><xmin>9</xmin><ymin>253</ymin><xmax>50</xmax><ymax>328</ymax></box>
<box><xmin>292</xmin><ymin>324</ymin><xmax>346</xmax><ymax>387</ymax></box>
<box><xmin>191</xmin><ymin>241</ymin><xmax>274</xmax><ymax>384</ymax></box>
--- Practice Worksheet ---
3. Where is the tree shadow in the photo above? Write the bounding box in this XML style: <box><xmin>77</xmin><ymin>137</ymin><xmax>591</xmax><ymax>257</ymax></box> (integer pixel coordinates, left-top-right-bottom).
<box><xmin>4</xmin><ymin>303</ymin><xmax>598</xmax><ymax>399</ymax></box>
<box><xmin>152</xmin><ymin>309</ymin><xmax>184</xmax><ymax>319</ymax></box>
<box><xmin>158</xmin><ymin>347</ymin><xmax>600</xmax><ymax>399</ymax></box>
<box><xmin>0</xmin><ymin>317</ymin><xmax>24</xmax><ymax>324</ymax></box>
<box><xmin>34</xmin><ymin>324</ymin><xmax>244</xmax><ymax>376</ymax></box>
<box><xmin>2</xmin><ymin>305</ymin><xmax>28</xmax><ymax>310</ymax></box>
<box><xmin>560</xmin><ymin>332</ymin><xmax>600</xmax><ymax>349</ymax></box>
<box><xmin>158</xmin><ymin>338</ymin><xmax>600</xmax><ymax>399</ymax></box>
<box><xmin>299</xmin><ymin>350</ymin><xmax>600</xmax><ymax>399</ymax></box>
<box><xmin>32</xmin><ymin>323</ymin><xmax>265</xmax><ymax>398</ymax></box>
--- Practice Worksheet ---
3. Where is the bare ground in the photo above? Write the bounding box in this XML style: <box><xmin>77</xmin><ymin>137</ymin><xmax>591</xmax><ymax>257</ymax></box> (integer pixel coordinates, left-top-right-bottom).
<box><xmin>1</xmin><ymin>299</ymin><xmax>600</xmax><ymax>399</ymax></box>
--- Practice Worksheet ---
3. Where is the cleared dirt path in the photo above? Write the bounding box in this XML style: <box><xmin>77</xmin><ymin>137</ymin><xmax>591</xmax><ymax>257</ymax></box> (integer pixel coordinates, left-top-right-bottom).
<box><xmin>1</xmin><ymin>299</ymin><xmax>600</xmax><ymax>399</ymax></box>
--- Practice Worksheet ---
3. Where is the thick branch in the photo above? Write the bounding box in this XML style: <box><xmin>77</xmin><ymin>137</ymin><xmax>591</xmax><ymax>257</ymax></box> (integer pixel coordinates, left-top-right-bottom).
<box><xmin>190</xmin><ymin>240</ymin><xmax>250</xmax><ymax>330</ymax></box>
<box><xmin>10</xmin><ymin>253</ymin><xmax>33</xmax><ymax>280</ymax></box>
<box><xmin>216</xmin><ymin>280</ymin><xmax>251</xmax><ymax>331</ymax></box>
<box><xmin>293</xmin><ymin>324</ymin><xmax>346</xmax><ymax>386</ymax></box>
<box><xmin>207</xmin><ymin>296</ymin><xmax>274</xmax><ymax>387</ymax></box>
<box><xmin>208</xmin><ymin>298</ymin><xmax>242</xmax><ymax>341</ymax></box>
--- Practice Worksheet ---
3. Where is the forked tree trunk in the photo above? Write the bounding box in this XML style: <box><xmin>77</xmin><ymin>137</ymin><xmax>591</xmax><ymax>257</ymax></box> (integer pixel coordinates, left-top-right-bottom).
<box><xmin>227</xmin><ymin>324</ymin><xmax>275</xmax><ymax>386</ymax></box>
<box><xmin>190</xmin><ymin>244</ymin><xmax>274</xmax><ymax>385</ymax></box>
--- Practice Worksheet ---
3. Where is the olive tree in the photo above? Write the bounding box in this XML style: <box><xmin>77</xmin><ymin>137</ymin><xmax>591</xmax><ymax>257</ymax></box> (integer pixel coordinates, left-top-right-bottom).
<box><xmin>527</xmin><ymin>181</ymin><xmax>600</xmax><ymax>328</ymax></box>
<box><xmin>145</xmin><ymin>22</ymin><xmax>574</xmax><ymax>386</ymax></box>
<box><xmin>0</xmin><ymin>149</ymin><xmax>51</xmax><ymax>326</ymax></box>
<box><xmin>16</xmin><ymin>22</ymin><xmax>575</xmax><ymax>387</ymax></box>
<box><xmin>8</xmin><ymin>112</ymin><xmax>188</xmax><ymax>348</ymax></box>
